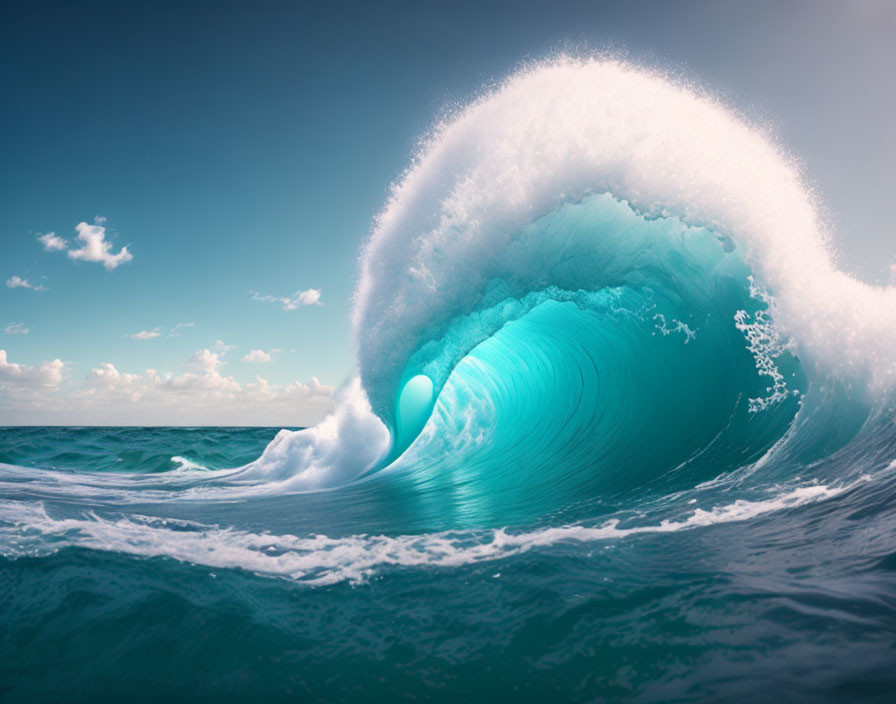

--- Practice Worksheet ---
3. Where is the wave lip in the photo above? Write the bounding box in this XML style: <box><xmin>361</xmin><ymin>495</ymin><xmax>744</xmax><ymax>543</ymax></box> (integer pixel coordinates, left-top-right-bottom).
<box><xmin>354</xmin><ymin>55</ymin><xmax>896</xmax><ymax>436</ymax></box>
<box><xmin>224</xmin><ymin>57</ymin><xmax>896</xmax><ymax>496</ymax></box>
<box><xmin>8</xmin><ymin>58</ymin><xmax>894</xmax><ymax>511</ymax></box>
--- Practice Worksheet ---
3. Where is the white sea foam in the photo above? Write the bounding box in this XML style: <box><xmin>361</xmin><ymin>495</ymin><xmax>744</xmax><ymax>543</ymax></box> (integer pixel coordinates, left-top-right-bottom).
<box><xmin>355</xmin><ymin>56</ymin><xmax>896</xmax><ymax>425</ymax></box>
<box><xmin>197</xmin><ymin>57</ymin><xmax>896</xmax><ymax>490</ymax></box>
<box><xmin>170</xmin><ymin>456</ymin><xmax>208</xmax><ymax>471</ymax></box>
<box><xmin>734</xmin><ymin>277</ymin><xmax>801</xmax><ymax>412</ymax></box>
<box><xmin>0</xmin><ymin>482</ymin><xmax>847</xmax><ymax>586</ymax></box>
<box><xmin>0</xmin><ymin>383</ymin><xmax>388</xmax><ymax>500</ymax></box>
<box><xmin>234</xmin><ymin>378</ymin><xmax>390</xmax><ymax>489</ymax></box>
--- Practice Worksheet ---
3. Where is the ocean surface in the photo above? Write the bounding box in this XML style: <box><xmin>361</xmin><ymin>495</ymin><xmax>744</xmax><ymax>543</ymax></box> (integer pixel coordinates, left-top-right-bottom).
<box><xmin>3</xmin><ymin>57</ymin><xmax>896</xmax><ymax>701</ymax></box>
<box><xmin>1</xmin><ymin>423</ymin><xmax>895</xmax><ymax>702</ymax></box>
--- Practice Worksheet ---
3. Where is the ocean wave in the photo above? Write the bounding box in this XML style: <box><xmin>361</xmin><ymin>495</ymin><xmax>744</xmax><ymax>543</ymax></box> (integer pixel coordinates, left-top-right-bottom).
<box><xmin>247</xmin><ymin>56</ymin><xmax>894</xmax><ymax>497</ymax></box>
<box><xmin>2</xmin><ymin>56</ymin><xmax>894</xmax><ymax>543</ymax></box>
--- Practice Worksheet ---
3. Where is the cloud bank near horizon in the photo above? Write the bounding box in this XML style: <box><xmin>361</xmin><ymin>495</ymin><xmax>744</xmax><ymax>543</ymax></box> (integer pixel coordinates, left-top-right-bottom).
<box><xmin>0</xmin><ymin>347</ymin><xmax>335</xmax><ymax>426</ymax></box>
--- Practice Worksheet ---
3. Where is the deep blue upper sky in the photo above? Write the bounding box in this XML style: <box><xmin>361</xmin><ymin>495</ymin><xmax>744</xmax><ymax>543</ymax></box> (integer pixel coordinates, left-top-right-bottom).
<box><xmin>1</xmin><ymin>0</ymin><xmax>894</xmax><ymax>423</ymax></box>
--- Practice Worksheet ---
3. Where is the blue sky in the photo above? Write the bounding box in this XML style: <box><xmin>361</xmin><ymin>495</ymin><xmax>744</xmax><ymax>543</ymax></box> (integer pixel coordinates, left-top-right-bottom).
<box><xmin>1</xmin><ymin>0</ymin><xmax>894</xmax><ymax>424</ymax></box>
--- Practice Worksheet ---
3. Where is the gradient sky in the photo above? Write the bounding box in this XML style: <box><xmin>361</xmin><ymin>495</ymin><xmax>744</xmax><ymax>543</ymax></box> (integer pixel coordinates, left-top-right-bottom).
<box><xmin>1</xmin><ymin>0</ymin><xmax>894</xmax><ymax>425</ymax></box>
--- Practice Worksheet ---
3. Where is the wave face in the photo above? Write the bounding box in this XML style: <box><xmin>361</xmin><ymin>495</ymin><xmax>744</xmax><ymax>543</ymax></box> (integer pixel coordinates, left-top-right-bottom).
<box><xmin>243</xmin><ymin>57</ymin><xmax>895</xmax><ymax>501</ymax></box>
<box><xmin>355</xmin><ymin>57</ymin><xmax>894</xmax><ymax>427</ymax></box>
<box><xmin>2</xmin><ymin>57</ymin><xmax>896</xmax><ymax>701</ymax></box>
<box><xmin>380</xmin><ymin>194</ymin><xmax>807</xmax><ymax>524</ymax></box>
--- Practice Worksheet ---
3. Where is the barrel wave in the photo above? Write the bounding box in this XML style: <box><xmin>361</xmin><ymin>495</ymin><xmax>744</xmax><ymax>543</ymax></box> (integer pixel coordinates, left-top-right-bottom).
<box><xmin>242</xmin><ymin>57</ymin><xmax>895</xmax><ymax>515</ymax></box>
<box><xmin>2</xmin><ymin>56</ymin><xmax>896</xmax><ymax>702</ymax></box>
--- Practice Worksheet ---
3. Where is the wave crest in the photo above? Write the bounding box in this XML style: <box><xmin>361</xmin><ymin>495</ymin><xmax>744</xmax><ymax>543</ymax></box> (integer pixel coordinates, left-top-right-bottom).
<box><xmin>355</xmin><ymin>56</ymin><xmax>895</xmax><ymax>434</ymax></box>
<box><xmin>212</xmin><ymin>57</ymin><xmax>896</xmax><ymax>498</ymax></box>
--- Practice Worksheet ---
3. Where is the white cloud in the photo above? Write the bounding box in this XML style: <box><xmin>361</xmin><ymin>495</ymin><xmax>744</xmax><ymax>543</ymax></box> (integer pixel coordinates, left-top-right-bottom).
<box><xmin>87</xmin><ymin>362</ymin><xmax>142</xmax><ymax>389</ymax></box>
<box><xmin>214</xmin><ymin>339</ymin><xmax>235</xmax><ymax>355</ymax></box>
<box><xmin>0</xmin><ymin>349</ymin><xmax>64</xmax><ymax>389</ymax></box>
<box><xmin>244</xmin><ymin>375</ymin><xmax>273</xmax><ymax>396</ymax></box>
<box><xmin>250</xmin><ymin>288</ymin><xmax>322</xmax><ymax>310</ymax></box>
<box><xmin>37</xmin><ymin>232</ymin><xmax>68</xmax><ymax>251</ymax></box>
<box><xmin>242</xmin><ymin>349</ymin><xmax>272</xmax><ymax>363</ymax></box>
<box><xmin>81</xmin><ymin>349</ymin><xmax>240</xmax><ymax>401</ymax></box>
<box><xmin>186</xmin><ymin>348</ymin><xmax>223</xmax><ymax>372</ymax></box>
<box><xmin>158</xmin><ymin>349</ymin><xmax>240</xmax><ymax>397</ymax></box>
<box><xmin>127</xmin><ymin>329</ymin><xmax>161</xmax><ymax>340</ymax></box>
<box><xmin>5</xmin><ymin>323</ymin><xmax>29</xmax><ymax>335</ymax></box>
<box><xmin>6</xmin><ymin>275</ymin><xmax>45</xmax><ymax>291</ymax></box>
<box><xmin>125</xmin><ymin>322</ymin><xmax>196</xmax><ymax>339</ymax></box>
<box><xmin>241</xmin><ymin>375</ymin><xmax>334</xmax><ymax>402</ymax></box>
<box><xmin>168</xmin><ymin>322</ymin><xmax>196</xmax><ymax>337</ymax></box>
<box><xmin>84</xmin><ymin>363</ymin><xmax>160</xmax><ymax>403</ymax></box>
<box><xmin>284</xmin><ymin>376</ymin><xmax>335</xmax><ymax>398</ymax></box>
<box><xmin>0</xmin><ymin>347</ymin><xmax>336</xmax><ymax>425</ymax></box>
<box><xmin>67</xmin><ymin>220</ymin><xmax>133</xmax><ymax>270</ymax></box>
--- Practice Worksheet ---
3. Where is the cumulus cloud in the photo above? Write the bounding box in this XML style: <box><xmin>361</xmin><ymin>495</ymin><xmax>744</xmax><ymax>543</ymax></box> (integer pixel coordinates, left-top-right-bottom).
<box><xmin>37</xmin><ymin>232</ymin><xmax>68</xmax><ymax>251</ymax></box>
<box><xmin>0</xmin><ymin>350</ymin><xmax>64</xmax><ymax>389</ymax></box>
<box><xmin>285</xmin><ymin>376</ymin><xmax>335</xmax><ymax>398</ymax></box>
<box><xmin>127</xmin><ymin>329</ymin><xmax>161</xmax><ymax>340</ymax></box>
<box><xmin>6</xmin><ymin>276</ymin><xmax>45</xmax><ymax>291</ymax></box>
<box><xmin>5</xmin><ymin>323</ymin><xmax>29</xmax><ymax>335</ymax></box>
<box><xmin>94</xmin><ymin>350</ymin><xmax>332</xmax><ymax>419</ymax></box>
<box><xmin>187</xmin><ymin>348</ymin><xmax>223</xmax><ymax>372</ymax></box>
<box><xmin>214</xmin><ymin>339</ymin><xmax>235</xmax><ymax>355</ymax></box>
<box><xmin>80</xmin><ymin>349</ymin><xmax>241</xmax><ymax>401</ymax></box>
<box><xmin>87</xmin><ymin>362</ymin><xmax>143</xmax><ymax>389</ymax></box>
<box><xmin>139</xmin><ymin>348</ymin><xmax>242</xmax><ymax>397</ymax></box>
<box><xmin>67</xmin><ymin>219</ymin><xmax>133</xmax><ymax>270</ymax></box>
<box><xmin>250</xmin><ymin>288</ymin><xmax>322</xmax><ymax>310</ymax></box>
<box><xmin>242</xmin><ymin>349</ymin><xmax>272</xmax><ymax>363</ymax></box>
<box><xmin>0</xmin><ymin>345</ymin><xmax>336</xmax><ymax>425</ymax></box>
<box><xmin>84</xmin><ymin>363</ymin><xmax>160</xmax><ymax>403</ymax></box>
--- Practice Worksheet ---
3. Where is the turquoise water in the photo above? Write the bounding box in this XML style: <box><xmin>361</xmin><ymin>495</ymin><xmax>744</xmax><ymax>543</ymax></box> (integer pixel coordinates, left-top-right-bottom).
<box><xmin>1</xmin><ymin>199</ymin><xmax>895</xmax><ymax>701</ymax></box>
<box><xmin>2</xmin><ymin>235</ymin><xmax>895</xmax><ymax>700</ymax></box>
<box><xmin>1</xmin><ymin>416</ymin><xmax>895</xmax><ymax>702</ymax></box>
<box><xmin>4</xmin><ymin>58</ymin><xmax>896</xmax><ymax>701</ymax></box>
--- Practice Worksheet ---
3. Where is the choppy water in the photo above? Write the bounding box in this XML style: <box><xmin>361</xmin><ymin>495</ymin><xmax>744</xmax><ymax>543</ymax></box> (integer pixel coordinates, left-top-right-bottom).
<box><xmin>2</xmin><ymin>425</ymin><xmax>896</xmax><ymax>702</ymax></box>
<box><xmin>3</xmin><ymin>57</ymin><xmax>896</xmax><ymax>701</ymax></box>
